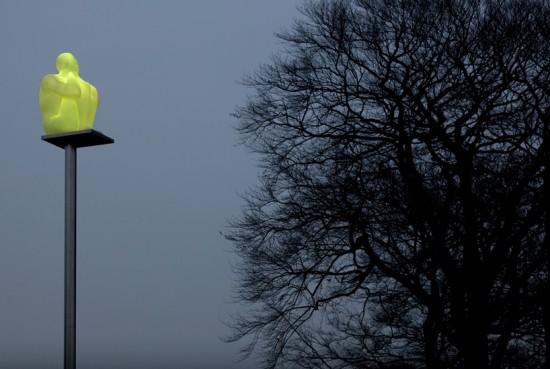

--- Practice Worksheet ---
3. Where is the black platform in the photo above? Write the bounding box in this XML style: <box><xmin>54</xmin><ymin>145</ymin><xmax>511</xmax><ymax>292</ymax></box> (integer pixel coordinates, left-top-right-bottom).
<box><xmin>42</xmin><ymin>129</ymin><xmax>114</xmax><ymax>149</ymax></box>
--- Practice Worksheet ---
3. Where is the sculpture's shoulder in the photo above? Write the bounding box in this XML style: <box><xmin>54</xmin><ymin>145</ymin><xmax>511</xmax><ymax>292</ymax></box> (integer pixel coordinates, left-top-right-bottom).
<box><xmin>79</xmin><ymin>76</ymin><xmax>96</xmax><ymax>90</ymax></box>
<box><xmin>40</xmin><ymin>73</ymin><xmax>63</xmax><ymax>92</ymax></box>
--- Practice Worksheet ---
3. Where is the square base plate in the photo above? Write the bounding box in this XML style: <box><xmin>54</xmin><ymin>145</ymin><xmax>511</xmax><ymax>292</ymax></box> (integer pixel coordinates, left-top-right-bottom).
<box><xmin>42</xmin><ymin>129</ymin><xmax>114</xmax><ymax>149</ymax></box>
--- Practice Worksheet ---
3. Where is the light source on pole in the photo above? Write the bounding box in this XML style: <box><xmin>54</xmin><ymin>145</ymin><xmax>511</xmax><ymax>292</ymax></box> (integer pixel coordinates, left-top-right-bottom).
<box><xmin>40</xmin><ymin>52</ymin><xmax>114</xmax><ymax>369</ymax></box>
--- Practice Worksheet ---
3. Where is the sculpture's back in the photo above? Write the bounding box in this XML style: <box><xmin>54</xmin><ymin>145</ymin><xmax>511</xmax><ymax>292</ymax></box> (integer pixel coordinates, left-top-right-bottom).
<box><xmin>77</xmin><ymin>81</ymin><xmax>98</xmax><ymax>130</ymax></box>
<box><xmin>39</xmin><ymin>52</ymin><xmax>99</xmax><ymax>135</ymax></box>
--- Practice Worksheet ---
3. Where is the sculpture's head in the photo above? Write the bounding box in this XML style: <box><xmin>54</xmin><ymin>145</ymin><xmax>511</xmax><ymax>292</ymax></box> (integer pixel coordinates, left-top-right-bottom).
<box><xmin>56</xmin><ymin>52</ymin><xmax>79</xmax><ymax>75</ymax></box>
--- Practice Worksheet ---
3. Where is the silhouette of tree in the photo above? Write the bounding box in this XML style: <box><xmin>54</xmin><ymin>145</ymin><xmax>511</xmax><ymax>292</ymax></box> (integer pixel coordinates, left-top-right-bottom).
<box><xmin>227</xmin><ymin>1</ymin><xmax>550</xmax><ymax>368</ymax></box>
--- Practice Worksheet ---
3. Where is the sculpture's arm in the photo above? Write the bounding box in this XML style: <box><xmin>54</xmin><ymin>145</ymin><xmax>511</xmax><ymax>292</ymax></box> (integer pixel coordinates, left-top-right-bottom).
<box><xmin>41</xmin><ymin>75</ymin><xmax>81</xmax><ymax>97</ymax></box>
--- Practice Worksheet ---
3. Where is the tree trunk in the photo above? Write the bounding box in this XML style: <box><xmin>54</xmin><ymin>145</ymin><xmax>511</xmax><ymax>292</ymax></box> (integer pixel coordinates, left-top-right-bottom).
<box><xmin>545</xmin><ymin>287</ymin><xmax>550</xmax><ymax>369</ymax></box>
<box><xmin>463</xmin><ymin>288</ymin><xmax>489</xmax><ymax>369</ymax></box>
<box><xmin>423</xmin><ymin>296</ymin><xmax>440</xmax><ymax>369</ymax></box>
<box><xmin>459</xmin><ymin>153</ymin><xmax>489</xmax><ymax>369</ymax></box>
<box><xmin>544</xmin><ymin>126</ymin><xmax>550</xmax><ymax>369</ymax></box>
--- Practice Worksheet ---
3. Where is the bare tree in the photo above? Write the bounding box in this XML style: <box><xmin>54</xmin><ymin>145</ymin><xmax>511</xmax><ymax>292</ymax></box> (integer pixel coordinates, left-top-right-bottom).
<box><xmin>227</xmin><ymin>1</ymin><xmax>550</xmax><ymax>368</ymax></box>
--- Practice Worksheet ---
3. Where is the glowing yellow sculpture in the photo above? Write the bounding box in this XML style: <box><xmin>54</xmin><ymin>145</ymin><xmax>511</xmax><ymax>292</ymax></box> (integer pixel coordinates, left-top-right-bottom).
<box><xmin>39</xmin><ymin>52</ymin><xmax>99</xmax><ymax>134</ymax></box>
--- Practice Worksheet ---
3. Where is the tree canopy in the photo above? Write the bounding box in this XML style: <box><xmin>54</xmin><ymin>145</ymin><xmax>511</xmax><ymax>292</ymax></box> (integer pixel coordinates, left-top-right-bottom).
<box><xmin>228</xmin><ymin>1</ymin><xmax>550</xmax><ymax>368</ymax></box>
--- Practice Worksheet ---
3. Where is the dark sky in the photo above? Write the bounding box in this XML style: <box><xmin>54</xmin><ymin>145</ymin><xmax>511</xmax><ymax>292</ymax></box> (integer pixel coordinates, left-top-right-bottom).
<box><xmin>0</xmin><ymin>1</ymin><xmax>300</xmax><ymax>368</ymax></box>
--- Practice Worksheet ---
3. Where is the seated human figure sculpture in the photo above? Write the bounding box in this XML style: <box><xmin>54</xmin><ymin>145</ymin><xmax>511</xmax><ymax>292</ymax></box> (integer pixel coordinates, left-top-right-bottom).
<box><xmin>39</xmin><ymin>52</ymin><xmax>99</xmax><ymax>134</ymax></box>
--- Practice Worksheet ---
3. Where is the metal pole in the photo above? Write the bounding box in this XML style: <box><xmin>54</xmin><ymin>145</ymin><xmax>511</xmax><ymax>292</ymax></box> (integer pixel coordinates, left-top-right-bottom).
<box><xmin>64</xmin><ymin>144</ymin><xmax>77</xmax><ymax>369</ymax></box>
<box><xmin>43</xmin><ymin>129</ymin><xmax>113</xmax><ymax>369</ymax></box>
<box><xmin>43</xmin><ymin>130</ymin><xmax>112</xmax><ymax>369</ymax></box>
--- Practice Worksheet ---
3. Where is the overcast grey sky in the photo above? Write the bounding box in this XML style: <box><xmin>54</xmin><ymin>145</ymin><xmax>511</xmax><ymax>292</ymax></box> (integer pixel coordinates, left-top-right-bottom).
<box><xmin>0</xmin><ymin>1</ymin><xmax>301</xmax><ymax>368</ymax></box>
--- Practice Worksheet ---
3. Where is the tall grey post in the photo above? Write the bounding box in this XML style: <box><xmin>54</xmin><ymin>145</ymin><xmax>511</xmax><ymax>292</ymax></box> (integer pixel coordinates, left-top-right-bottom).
<box><xmin>42</xmin><ymin>130</ymin><xmax>114</xmax><ymax>369</ymax></box>
<box><xmin>64</xmin><ymin>143</ymin><xmax>77</xmax><ymax>369</ymax></box>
